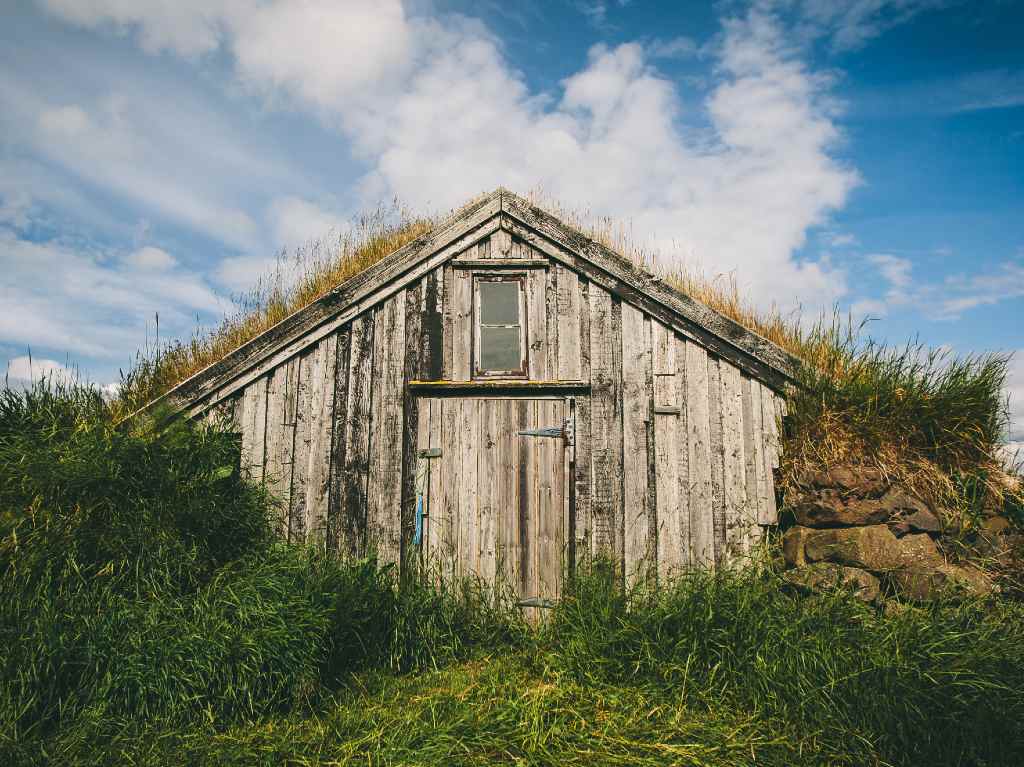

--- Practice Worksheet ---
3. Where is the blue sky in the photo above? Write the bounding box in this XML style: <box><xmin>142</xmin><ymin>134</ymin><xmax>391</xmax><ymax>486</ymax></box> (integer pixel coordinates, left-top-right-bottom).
<box><xmin>1</xmin><ymin>0</ymin><xmax>1022</xmax><ymax>440</ymax></box>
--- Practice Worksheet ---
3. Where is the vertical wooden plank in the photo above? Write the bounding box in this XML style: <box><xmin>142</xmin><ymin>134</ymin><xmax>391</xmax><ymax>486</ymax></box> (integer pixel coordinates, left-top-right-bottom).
<box><xmin>707</xmin><ymin>357</ymin><xmax>725</xmax><ymax>564</ymax></box>
<box><xmin>238</xmin><ymin>385</ymin><xmax>256</xmax><ymax>479</ymax></box>
<box><xmin>458</xmin><ymin>399</ymin><xmax>479</xmax><ymax>577</ymax></box>
<box><xmin>517</xmin><ymin>399</ymin><xmax>533</xmax><ymax>606</ymax></box>
<box><xmin>438</xmin><ymin>397</ymin><xmax>462</xmax><ymax>581</ymax></box>
<box><xmin>442</xmin><ymin>264</ymin><xmax>454</xmax><ymax>380</ymax></box>
<box><xmin>494</xmin><ymin>229</ymin><xmax>512</xmax><ymax>257</ymax></box>
<box><xmin>366</xmin><ymin>296</ymin><xmax>406</xmax><ymax>566</ymax></box>
<box><xmin>304</xmin><ymin>335</ymin><xmax>338</xmax><ymax>549</ymax></box>
<box><xmin>421</xmin><ymin>270</ymin><xmax>444</xmax><ymax>381</ymax></box>
<box><xmin>750</xmin><ymin>380</ymin><xmax>771</xmax><ymax>526</ymax></box>
<box><xmin>545</xmin><ymin>265</ymin><xmax>559</xmax><ymax>381</ymax></box>
<box><xmin>761</xmin><ymin>388</ymin><xmax>780</xmax><ymax>527</ymax></box>
<box><xmin>621</xmin><ymin>304</ymin><xmax>651</xmax><ymax>587</ymax></box>
<box><xmin>556</xmin><ymin>266</ymin><xmax>582</xmax><ymax>381</ymax></box>
<box><xmin>250</xmin><ymin>377</ymin><xmax>268</xmax><ymax>484</ymax></box>
<box><xmin>574</xmin><ymin>278</ymin><xmax>592</xmax><ymax>559</ymax></box>
<box><xmin>288</xmin><ymin>348</ymin><xmax>315</xmax><ymax>544</ymax></box>
<box><xmin>340</xmin><ymin>314</ymin><xmax>375</xmax><ymax>557</ymax></box>
<box><xmin>588</xmin><ymin>287</ymin><xmax>622</xmax><ymax>560</ymax></box>
<box><xmin>326</xmin><ymin>325</ymin><xmax>352</xmax><ymax>554</ymax></box>
<box><xmin>262</xmin><ymin>364</ymin><xmax>288</xmax><ymax>536</ymax></box>
<box><xmin>401</xmin><ymin>282</ymin><xmax>424</xmax><ymax>565</ymax></box>
<box><xmin>451</xmin><ymin>268</ymin><xmax>472</xmax><ymax>381</ymax></box>
<box><xmin>526</xmin><ymin>267</ymin><xmax>547</xmax><ymax>380</ymax></box>
<box><xmin>653</xmin><ymin>321</ymin><xmax>680</xmax><ymax>579</ymax></box>
<box><xmin>415</xmin><ymin>395</ymin><xmax>431</xmax><ymax>568</ymax></box>
<box><xmin>495</xmin><ymin>399</ymin><xmax>519</xmax><ymax>591</ymax></box>
<box><xmin>675</xmin><ymin>336</ymin><xmax>691</xmax><ymax>569</ymax></box>
<box><xmin>719</xmin><ymin>362</ymin><xmax>747</xmax><ymax>562</ymax></box>
<box><xmin>741</xmin><ymin>376</ymin><xmax>760</xmax><ymax>552</ymax></box>
<box><xmin>685</xmin><ymin>342</ymin><xmax>715</xmax><ymax>568</ymax></box>
<box><xmin>537</xmin><ymin>399</ymin><xmax>565</xmax><ymax>603</ymax></box>
<box><xmin>478</xmin><ymin>399</ymin><xmax>498</xmax><ymax>583</ymax></box>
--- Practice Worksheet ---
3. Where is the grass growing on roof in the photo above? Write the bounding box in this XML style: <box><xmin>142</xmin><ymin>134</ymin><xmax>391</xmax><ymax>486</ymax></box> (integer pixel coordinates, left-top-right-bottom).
<box><xmin>114</xmin><ymin>190</ymin><xmax>1018</xmax><ymax>521</ymax></box>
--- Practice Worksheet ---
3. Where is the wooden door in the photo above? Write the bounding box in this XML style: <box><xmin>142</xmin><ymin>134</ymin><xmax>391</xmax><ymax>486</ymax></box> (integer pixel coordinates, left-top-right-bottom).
<box><xmin>415</xmin><ymin>397</ymin><xmax>571</xmax><ymax>610</ymax></box>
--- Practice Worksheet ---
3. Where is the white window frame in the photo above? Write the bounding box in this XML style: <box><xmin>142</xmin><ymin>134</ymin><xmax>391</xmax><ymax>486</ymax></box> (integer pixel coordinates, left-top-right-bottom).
<box><xmin>472</xmin><ymin>272</ymin><xmax>528</xmax><ymax>379</ymax></box>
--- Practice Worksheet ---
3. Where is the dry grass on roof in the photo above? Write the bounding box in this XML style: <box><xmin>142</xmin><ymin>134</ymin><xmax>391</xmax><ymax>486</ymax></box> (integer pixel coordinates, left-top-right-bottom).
<box><xmin>114</xmin><ymin>191</ymin><xmax>1018</xmax><ymax>527</ymax></box>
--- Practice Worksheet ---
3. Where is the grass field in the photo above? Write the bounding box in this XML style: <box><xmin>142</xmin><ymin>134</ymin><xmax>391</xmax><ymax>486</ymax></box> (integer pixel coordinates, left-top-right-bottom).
<box><xmin>3</xmin><ymin>382</ymin><xmax>1024</xmax><ymax>766</ymax></box>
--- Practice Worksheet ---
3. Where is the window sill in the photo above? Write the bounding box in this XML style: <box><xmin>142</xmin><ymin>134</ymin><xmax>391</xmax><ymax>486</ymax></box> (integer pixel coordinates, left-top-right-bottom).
<box><xmin>409</xmin><ymin>379</ymin><xmax>589</xmax><ymax>395</ymax></box>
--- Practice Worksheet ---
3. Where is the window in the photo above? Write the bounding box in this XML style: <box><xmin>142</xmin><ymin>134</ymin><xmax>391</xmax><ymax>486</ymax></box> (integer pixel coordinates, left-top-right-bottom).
<box><xmin>473</xmin><ymin>274</ymin><xmax>526</xmax><ymax>377</ymax></box>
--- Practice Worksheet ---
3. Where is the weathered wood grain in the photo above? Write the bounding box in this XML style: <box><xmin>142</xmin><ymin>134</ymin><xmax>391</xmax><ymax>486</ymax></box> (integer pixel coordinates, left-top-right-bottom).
<box><xmin>478</xmin><ymin>399</ymin><xmax>498</xmax><ymax>582</ymax></box>
<box><xmin>588</xmin><ymin>286</ymin><xmax>622</xmax><ymax>558</ymax></box>
<box><xmin>750</xmin><ymin>380</ymin><xmax>771</xmax><ymax>526</ymax></box>
<box><xmin>400</xmin><ymin>281</ymin><xmax>424</xmax><ymax>564</ymax></box>
<box><xmin>288</xmin><ymin>348</ymin><xmax>314</xmax><ymax>543</ymax></box>
<box><xmin>556</xmin><ymin>266</ymin><xmax>582</xmax><ymax>381</ymax></box>
<box><xmin>326</xmin><ymin>325</ymin><xmax>352</xmax><ymax>554</ymax></box>
<box><xmin>652</xmin><ymin>321</ymin><xmax>680</xmax><ymax>579</ymax></box>
<box><xmin>339</xmin><ymin>314</ymin><xmax>375</xmax><ymax>556</ymax></box>
<box><xmin>366</xmin><ymin>296</ymin><xmax>406</xmax><ymax>565</ymax></box>
<box><xmin>707</xmin><ymin>357</ymin><xmax>725</xmax><ymax>564</ymax></box>
<box><xmin>303</xmin><ymin>334</ymin><xmax>338</xmax><ymax>549</ymax></box>
<box><xmin>458</xmin><ymin>398</ymin><xmax>479</xmax><ymax>577</ymax></box>
<box><xmin>675</xmin><ymin>336</ymin><xmax>692</xmax><ymax>569</ymax></box>
<box><xmin>719</xmin><ymin>361</ymin><xmax>747</xmax><ymax>562</ymax></box>
<box><xmin>451</xmin><ymin>268</ymin><xmax>472</xmax><ymax>381</ymax></box>
<box><xmin>573</xmin><ymin>278</ymin><xmax>593</xmax><ymax>560</ymax></box>
<box><xmin>527</xmin><ymin>267</ymin><xmax>547</xmax><ymax>380</ymax></box>
<box><xmin>685</xmin><ymin>342</ymin><xmax>714</xmax><ymax>568</ymax></box>
<box><xmin>621</xmin><ymin>303</ymin><xmax>651</xmax><ymax>586</ymax></box>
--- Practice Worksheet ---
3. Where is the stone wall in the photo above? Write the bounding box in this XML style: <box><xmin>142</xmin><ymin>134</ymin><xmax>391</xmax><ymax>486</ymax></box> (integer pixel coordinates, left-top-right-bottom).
<box><xmin>780</xmin><ymin>465</ymin><xmax>997</xmax><ymax>602</ymax></box>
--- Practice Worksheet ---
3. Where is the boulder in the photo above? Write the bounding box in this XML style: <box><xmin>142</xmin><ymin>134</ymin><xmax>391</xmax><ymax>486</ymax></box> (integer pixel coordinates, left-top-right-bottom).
<box><xmin>795</xmin><ymin>464</ymin><xmax>889</xmax><ymax>497</ymax></box>
<box><xmin>782</xmin><ymin>526</ymin><xmax>815</xmax><ymax>567</ymax></box>
<box><xmin>791</xmin><ymin>493</ymin><xmax>891</xmax><ymax>527</ymax></box>
<box><xmin>892</xmin><ymin>562</ymin><xmax>995</xmax><ymax>601</ymax></box>
<box><xmin>803</xmin><ymin>526</ymin><xmax>942</xmax><ymax>573</ymax></box>
<box><xmin>791</xmin><ymin>485</ymin><xmax>942</xmax><ymax>531</ymax></box>
<box><xmin>781</xmin><ymin>562</ymin><xmax>880</xmax><ymax>603</ymax></box>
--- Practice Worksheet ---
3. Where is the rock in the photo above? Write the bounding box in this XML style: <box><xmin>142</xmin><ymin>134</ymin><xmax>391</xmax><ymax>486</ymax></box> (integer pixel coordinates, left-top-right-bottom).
<box><xmin>804</xmin><ymin>526</ymin><xmax>942</xmax><ymax>572</ymax></box>
<box><xmin>791</xmin><ymin>492</ymin><xmax>892</xmax><ymax>528</ymax></box>
<box><xmin>795</xmin><ymin>464</ymin><xmax>888</xmax><ymax>497</ymax></box>
<box><xmin>782</xmin><ymin>526</ymin><xmax>815</xmax><ymax>567</ymax></box>
<box><xmin>781</xmin><ymin>563</ymin><xmax>880</xmax><ymax>603</ymax></box>
<box><xmin>893</xmin><ymin>563</ymin><xmax>995</xmax><ymax>601</ymax></box>
<box><xmin>791</xmin><ymin>485</ymin><xmax>942</xmax><ymax>531</ymax></box>
<box><xmin>888</xmin><ymin>507</ymin><xmax>942</xmax><ymax>537</ymax></box>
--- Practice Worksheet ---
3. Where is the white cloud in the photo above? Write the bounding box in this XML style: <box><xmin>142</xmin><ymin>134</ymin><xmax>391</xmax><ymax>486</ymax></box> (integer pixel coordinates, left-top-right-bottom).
<box><xmin>268</xmin><ymin>196</ymin><xmax>346</xmax><ymax>250</ymax></box>
<box><xmin>791</xmin><ymin>0</ymin><xmax>945</xmax><ymax>53</ymax></box>
<box><xmin>4</xmin><ymin>355</ymin><xmax>79</xmax><ymax>388</ymax></box>
<box><xmin>0</xmin><ymin>230</ymin><xmax>224</xmax><ymax>360</ymax></box>
<box><xmin>648</xmin><ymin>36</ymin><xmax>699</xmax><ymax>59</ymax></box>
<box><xmin>860</xmin><ymin>252</ymin><xmax>1024</xmax><ymax>321</ymax></box>
<box><xmin>124</xmin><ymin>246</ymin><xmax>176</xmax><ymax>270</ymax></box>
<box><xmin>37</xmin><ymin>0</ymin><xmax>241</xmax><ymax>57</ymax></box>
<box><xmin>39</xmin><ymin>2</ymin><xmax>859</xmax><ymax>312</ymax></box>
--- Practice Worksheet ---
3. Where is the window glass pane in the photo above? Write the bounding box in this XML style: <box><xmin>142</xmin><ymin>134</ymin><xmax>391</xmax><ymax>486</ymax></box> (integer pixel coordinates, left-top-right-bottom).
<box><xmin>480</xmin><ymin>326</ymin><xmax>521</xmax><ymax>371</ymax></box>
<box><xmin>479</xmin><ymin>281</ymin><xmax>520</xmax><ymax>325</ymax></box>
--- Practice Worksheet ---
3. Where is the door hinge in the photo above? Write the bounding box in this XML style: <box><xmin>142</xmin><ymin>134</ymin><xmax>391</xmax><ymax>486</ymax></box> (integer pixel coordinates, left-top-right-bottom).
<box><xmin>517</xmin><ymin>417</ymin><xmax>574</xmax><ymax>445</ymax></box>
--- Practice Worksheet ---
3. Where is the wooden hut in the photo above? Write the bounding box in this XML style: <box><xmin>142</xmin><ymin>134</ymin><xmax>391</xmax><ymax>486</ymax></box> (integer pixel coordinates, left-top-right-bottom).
<box><xmin>147</xmin><ymin>189</ymin><xmax>796</xmax><ymax>605</ymax></box>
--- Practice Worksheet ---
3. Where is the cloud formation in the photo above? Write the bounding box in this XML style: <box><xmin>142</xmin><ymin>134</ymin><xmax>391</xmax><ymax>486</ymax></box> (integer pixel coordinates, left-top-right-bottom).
<box><xmin>36</xmin><ymin>0</ymin><xmax>859</xmax><ymax>313</ymax></box>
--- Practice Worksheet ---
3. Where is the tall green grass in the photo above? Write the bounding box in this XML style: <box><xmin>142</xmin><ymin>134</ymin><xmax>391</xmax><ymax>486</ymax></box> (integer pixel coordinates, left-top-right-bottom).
<box><xmin>4</xmin><ymin>382</ymin><xmax>1023</xmax><ymax>766</ymax></box>
<box><xmin>0</xmin><ymin>382</ymin><xmax>519</xmax><ymax>763</ymax></box>
<box><xmin>547</xmin><ymin>561</ymin><xmax>1024</xmax><ymax>766</ymax></box>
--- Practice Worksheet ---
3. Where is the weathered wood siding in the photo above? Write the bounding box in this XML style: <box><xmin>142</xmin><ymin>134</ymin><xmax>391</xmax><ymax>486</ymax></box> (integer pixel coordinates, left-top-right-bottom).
<box><xmin>194</xmin><ymin>228</ymin><xmax>785</xmax><ymax>575</ymax></box>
